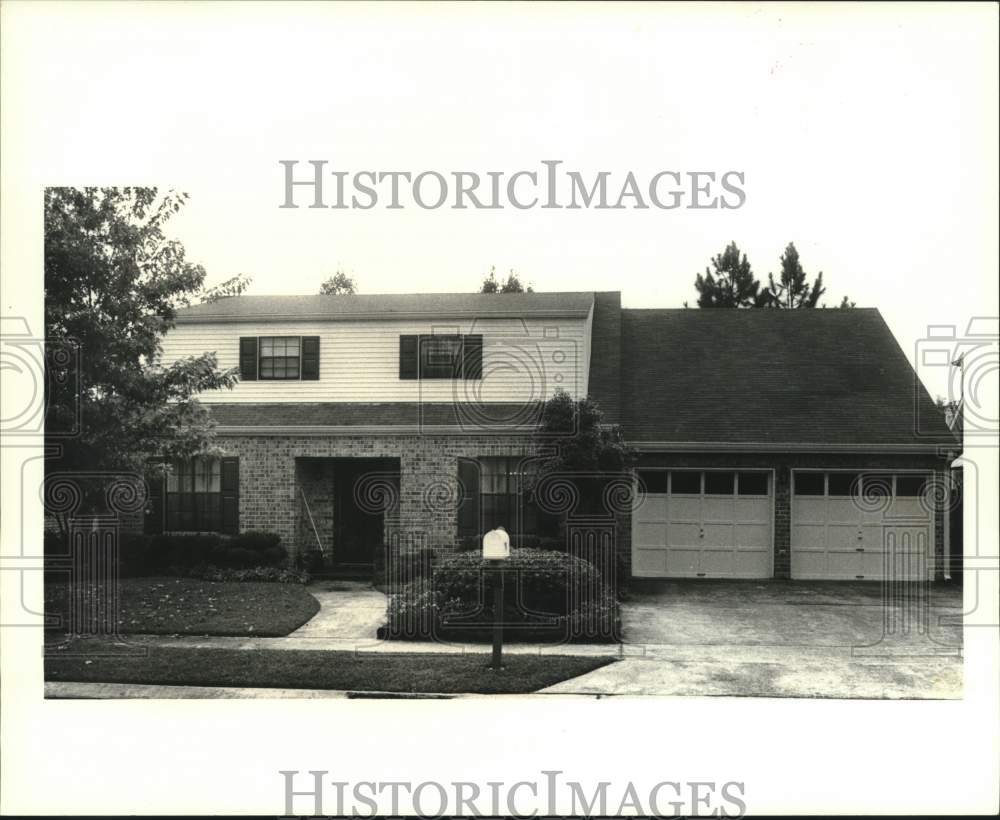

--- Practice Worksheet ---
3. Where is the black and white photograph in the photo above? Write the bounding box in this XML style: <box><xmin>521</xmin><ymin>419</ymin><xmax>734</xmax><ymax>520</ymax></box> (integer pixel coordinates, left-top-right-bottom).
<box><xmin>1</xmin><ymin>1</ymin><xmax>997</xmax><ymax>816</ymax></box>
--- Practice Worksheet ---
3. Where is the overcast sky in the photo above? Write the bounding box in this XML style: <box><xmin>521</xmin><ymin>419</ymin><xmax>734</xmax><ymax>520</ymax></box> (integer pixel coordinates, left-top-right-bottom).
<box><xmin>4</xmin><ymin>2</ymin><xmax>998</xmax><ymax>402</ymax></box>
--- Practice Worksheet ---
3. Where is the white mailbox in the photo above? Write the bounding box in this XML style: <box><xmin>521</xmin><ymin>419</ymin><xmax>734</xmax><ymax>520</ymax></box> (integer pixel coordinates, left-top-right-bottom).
<box><xmin>482</xmin><ymin>526</ymin><xmax>511</xmax><ymax>561</ymax></box>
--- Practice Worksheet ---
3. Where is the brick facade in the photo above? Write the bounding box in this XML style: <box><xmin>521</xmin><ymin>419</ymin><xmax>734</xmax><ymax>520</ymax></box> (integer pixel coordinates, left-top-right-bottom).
<box><xmin>219</xmin><ymin>433</ymin><xmax>537</xmax><ymax>561</ymax></box>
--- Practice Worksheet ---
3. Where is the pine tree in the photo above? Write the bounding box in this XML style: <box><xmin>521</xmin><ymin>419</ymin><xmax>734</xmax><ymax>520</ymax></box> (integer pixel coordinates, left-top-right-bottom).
<box><xmin>765</xmin><ymin>243</ymin><xmax>824</xmax><ymax>308</ymax></box>
<box><xmin>694</xmin><ymin>241</ymin><xmax>768</xmax><ymax>308</ymax></box>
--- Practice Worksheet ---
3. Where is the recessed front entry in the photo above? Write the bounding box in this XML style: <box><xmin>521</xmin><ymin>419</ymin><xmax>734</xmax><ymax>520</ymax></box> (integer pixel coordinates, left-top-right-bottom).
<box><xmin>631</xmin><ymin>469</ymin><xmax>773</xmax><ymax>578</ymax></box>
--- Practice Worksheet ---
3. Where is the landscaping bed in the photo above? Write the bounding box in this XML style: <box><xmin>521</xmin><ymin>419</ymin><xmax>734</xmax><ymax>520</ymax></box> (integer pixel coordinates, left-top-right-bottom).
<box><xmin>44</xmin><ymin>577</ymin><xmax>320</xmax><ymax>637</ymax></box>
<box><xmin>385</xmin><ymin>548</ymin><xmax>621</xmax><ymax>643</ymax></box>
<box><xmin>45</xmin><ymin>642</ymin><xmax>615</xmax><ymax>694</ymax></box>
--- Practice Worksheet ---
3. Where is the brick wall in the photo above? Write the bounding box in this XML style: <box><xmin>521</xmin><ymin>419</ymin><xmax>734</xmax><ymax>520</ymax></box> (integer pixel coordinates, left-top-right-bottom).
<box><xmin>218</xmin><ymin>433</ymin><xmax>537</xmax><ymax>559</ymax></box>
<box><xmin>630</xmin><ymin>451</ymin><xmax>952</xmax><ymax>581</ymax></box>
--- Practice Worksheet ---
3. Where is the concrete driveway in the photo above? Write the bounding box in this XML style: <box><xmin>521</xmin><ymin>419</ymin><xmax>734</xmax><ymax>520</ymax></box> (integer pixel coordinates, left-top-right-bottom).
<box><xmin>540</xmin><ymin>580</ymin><xmax>964</xmax><ymax>699</ymax></box>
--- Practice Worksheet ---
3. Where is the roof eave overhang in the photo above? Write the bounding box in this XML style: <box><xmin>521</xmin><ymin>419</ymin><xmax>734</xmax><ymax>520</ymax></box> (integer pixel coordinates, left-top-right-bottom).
<box><xmin>632</xmin><ymin>441</ymin><xmax>959</xmax><ymax>455</ymax></box>
<box><xmin>214</xmin><ymin>425</ymin><xmax>539</xmax><ymax>436</ymax></box>
<box><xmin>176</xmin><ymin>309</ymin><xmax>591</xmax><ymax>325</ymax></box>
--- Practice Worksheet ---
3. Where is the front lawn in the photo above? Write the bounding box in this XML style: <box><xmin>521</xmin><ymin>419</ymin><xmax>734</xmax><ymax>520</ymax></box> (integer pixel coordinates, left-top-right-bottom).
<box><xmin>45</xmin><ymin>642</ymin><xmax>615</xmax><ymax>694</ymax></box>
<box><xmin>44</xmin><ymin>577</ymin><xmax>320</xmax><ymax>637</ymax></box>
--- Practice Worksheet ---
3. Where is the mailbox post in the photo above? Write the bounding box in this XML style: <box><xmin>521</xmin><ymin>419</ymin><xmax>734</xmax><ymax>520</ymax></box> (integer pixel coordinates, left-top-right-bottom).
<box><xmin>482</xmin><ymin>526</ymin><xmax>511</xmax><ymax>670</ymax></box>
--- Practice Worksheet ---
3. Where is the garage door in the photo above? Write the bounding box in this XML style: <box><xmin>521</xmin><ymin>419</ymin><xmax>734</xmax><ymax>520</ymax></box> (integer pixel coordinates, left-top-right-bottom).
<box><xmin>632</xmin><ymin>470</ymin><xmax>772</xmax><ymax>578</ymax></box>
<box><xmin>791</xmin><ymin>471</ymin><xmax>932</xmax><ymax>580</ymax></box>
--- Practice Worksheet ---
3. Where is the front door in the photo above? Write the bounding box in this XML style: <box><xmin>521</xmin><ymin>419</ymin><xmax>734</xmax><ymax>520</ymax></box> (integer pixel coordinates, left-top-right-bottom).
<box><xmin>333</xmin><ymin>463</ymin><xmax>384</xmax><ymax>569</ymax></box>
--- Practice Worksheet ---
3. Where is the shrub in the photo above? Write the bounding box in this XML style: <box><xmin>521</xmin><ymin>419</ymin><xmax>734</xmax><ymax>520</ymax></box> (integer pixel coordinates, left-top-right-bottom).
<box><xmin>386</xmin><ymin>548</ymin><xmax>619</xmax><ymax>642</ymax></box>
<box><xmin>187</xmin><ymin>564</ymin><xmax>311</xmax><ymax>584</ymax></box>
<box><xmin>384</xmin><ymin>548</ymin><xmax>435</xmax><ymax>590</ymax></box>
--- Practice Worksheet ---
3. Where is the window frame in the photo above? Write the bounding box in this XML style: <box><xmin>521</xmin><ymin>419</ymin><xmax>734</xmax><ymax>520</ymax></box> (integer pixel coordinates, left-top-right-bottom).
<box><xmin>258</xmin><ymin>335</ymin><xmax>302</xmax><ymax>381</ymax></box>
<box><xmin>165</xmin><ymin>456</ymin><xmax>223</xmax><ymax>533</ymax></box>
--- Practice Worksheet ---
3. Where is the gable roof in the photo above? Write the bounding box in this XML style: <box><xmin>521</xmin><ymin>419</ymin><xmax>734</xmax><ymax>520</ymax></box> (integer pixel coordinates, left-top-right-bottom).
<box><xmin>175</xmin><ymin>292</ymin><xmax>595</xmax><ymax>323</ymax></box>
<box><xmin>620</xmin><ymin>308</ymin><xmax>957</xmax><ymax>449</ymax></box>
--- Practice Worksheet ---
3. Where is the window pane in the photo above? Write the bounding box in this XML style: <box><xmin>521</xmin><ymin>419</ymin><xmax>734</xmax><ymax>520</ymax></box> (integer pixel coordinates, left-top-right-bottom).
<box><xmin>738</xmin><ymin>472</ymin><xmax>769</xmax><ymax>495</ymax></box>
<box><xmin>896</xmin><ymin>475</ymin><xmax>928</xmax><ymax>497</ymax></box>
<box><xmin>209</xmin><ymin>460</ymin><xmax>221</xmax><ymax>493</ymax></box>
<box><xmin>828</xmin><ymin>472</ymin><xmax>861</xmax><ymax>497</ymax></box>
<box><xmin>671</xmin><ymin>471</ymin><xmax>700</xmax><ymax>494</ymax></box>
<box><xmin>638</xmin><ymin>470</ymin><xmax>668</xmax><ymax>494</ymax></box>
<box><xmin>863</xmin><ymin>473</ymin><xmax>893</xmax><ymax>498</ymax></box>
<box><xmin>421</xmin><ymin>336</ymin><xmax>462</xmax><ymax>378</ymax></box>
<box><xmin>794</xmin><ymin>473</ymin><xmax>825</xmax><ymax>495</ymax></box>
<box><xmin>704</xmin><ymin>471</ymin><xmax>735</xmax><ymax>495</ymax></box>
<box><xmin>286</xmin><ymin>337</ymin><xmax>299</xmax><ymax>355</ymax></box>
<box><xmin>260</xmin><ymin>338</ymin><xmax>273</xmax><ymax>356</ymax></box>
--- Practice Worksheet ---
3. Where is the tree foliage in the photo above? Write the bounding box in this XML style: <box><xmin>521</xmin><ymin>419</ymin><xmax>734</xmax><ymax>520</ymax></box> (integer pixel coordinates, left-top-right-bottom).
<box><xmin>44</xmin><ymin>187</ymin><xmax>238</xmax><ymax>482</ymax></box>
<box><xmin>529</xmin><ymin>390</ymin><xmax>636</xmax><ymax>517</ymax></box>
<box><xmin>319</xmin><ymin>269</ymin><xmax>357</xmax><ymax>295</ymax></box>
<box><xmin>480</xmin><ymin>266</ymin><xmax>533</xmax><ymax>294</ymax></box>
<box><xmin>692</xmin><ymin>240</ymin><xmax>854</xmax><ymax>309</ymax></box>
<box><xmin>765</xmin><ymin>243</ymin><xmax>824</xmax><ymax>308</ymax></box>
<box><xmin>693</xmin><ymin>241</ymin><xmax>769</xmax><ymax>308</ymax></box>
<box><xmin>201</xmin><ymin>273</ymin><xmax>253</xmax><ymax>303</ymax></box>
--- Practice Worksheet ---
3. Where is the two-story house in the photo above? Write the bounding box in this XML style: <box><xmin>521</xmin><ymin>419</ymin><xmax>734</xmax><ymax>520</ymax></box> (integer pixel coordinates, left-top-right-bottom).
<box><xmin>147</xmin><ymin>290</ymin><xmax>959</xmax><ymax>583</ymax></box>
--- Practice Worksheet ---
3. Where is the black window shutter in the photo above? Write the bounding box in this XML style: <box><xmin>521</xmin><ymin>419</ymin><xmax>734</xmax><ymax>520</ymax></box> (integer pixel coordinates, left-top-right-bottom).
<box><xmin>301</xmin><ymin>336</ymin><xmax>320</xmax><ymax>380</ymax></box>
<box><xmin>144</xmin><ymin>460</ymin><xmax>164</xmax><ymax>535</ymax></box>
<box><xmin>463</xmin><ymin>334</ymin><xmax>483</xmax><ymax>380</ymax></box>
<box><xmin>220</xmin><ymin>457</ymin><xmax>240</xmax><ymax>535</ymax></box>
<box><xmin>457</xmin><ymin>458</ymin><xmax>481</xmax><ymax>538</ymax></box>
<box><xmin>239</xmin><ymin>337</ymin><xmax>258</xmax><ymax>381</ymax></box>
<box><xmin>399</xmin><ymin>335</ymin><xmax>418</xmax><ymax>379</ymax></box>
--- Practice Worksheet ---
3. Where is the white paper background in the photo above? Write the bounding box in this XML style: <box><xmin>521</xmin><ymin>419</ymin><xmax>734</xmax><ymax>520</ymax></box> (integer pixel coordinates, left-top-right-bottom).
<box><xmin>2</xmin><ymin>2</ymin><xmax>998</xmax><ymax>815</ymax></box>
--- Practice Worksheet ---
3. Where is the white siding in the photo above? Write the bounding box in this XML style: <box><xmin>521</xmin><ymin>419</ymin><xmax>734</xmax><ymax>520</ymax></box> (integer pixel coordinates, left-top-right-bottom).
<box><xmin>160</xmin><ymin>317</ymin><xmax>591</xmax><ymax>403</ymax></box>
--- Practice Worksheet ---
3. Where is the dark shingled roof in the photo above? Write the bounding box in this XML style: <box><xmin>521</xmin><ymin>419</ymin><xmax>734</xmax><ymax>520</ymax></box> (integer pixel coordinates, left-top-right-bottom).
<box><xmin>620</xmin><ymin>308</ymin><xmax>956</xmax><ymax>447</ymax></box>
<box><xmin>176</xmin><ymin>292</ymin><xmax>595</xmax><ymax>322</ymax></box>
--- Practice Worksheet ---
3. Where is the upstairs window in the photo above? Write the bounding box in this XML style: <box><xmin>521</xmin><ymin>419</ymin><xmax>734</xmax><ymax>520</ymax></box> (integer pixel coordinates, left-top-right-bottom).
<box><xmin>260</xmin><ymin>336</ymin><xmax>300</xmax><ymax>379</ymax></box>
<box><xmin>399</xmin><ymin>334</ymin><xmax>482</xmax><ymax>380</ymax></box>
<box><xmin>239</xmin><ymin>336</ymin><xmax>319</xmax><ymax>381</ymax></box>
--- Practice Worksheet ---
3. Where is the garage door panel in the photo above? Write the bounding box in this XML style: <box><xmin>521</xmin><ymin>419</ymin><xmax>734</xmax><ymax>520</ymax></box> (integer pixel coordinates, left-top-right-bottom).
<box><xmin>703</xmin><ymin>522</ymin><xmax>735</xmax><ymax>548</ymax></box>
<box><xmin>794</xmin><ymin>498</ymin><xmax>827</xmax><ymax>523</ymax></box>
<box><xmin>633</xmin><ymin>548</ymin><xmax>668</xmax><ymax>576</ymax></box>
<box><xmin>633</xmin><ymin>522</ymin><xmax>667</xmax><ymax>548</ymax></box>
<box><xmin>668</xmin><ymin>522</ymin><xmax>701</xmax><ymax>546</ymax></box>
<box><xmin>791</xmin><ymin>524</ymin><xmax>827</xmax><ymax>550</ymax></box>
<box><xmin>637</xmin><ymin>494</ymin><xmax>668</xmax><ymax>521</ymax></box>
<box><xmin>827</xmin><ymin>499</ymin><xmax>861</xmax><ymax>522</ymax></box>
<box><xmin>700</xmin><ymin>549</ymin><xmax>737</xmax><ymax>575</ymax></box>
<box><xmin>632</xmin><ymin>472</ymin><xmax>773</xmax><ymax>579</ymax></box>
<box><xmin>791</xmin><ymin>471</ymin><xmax>933</xmax><ymax>580</ymax></box>
<box><xmin>665</xmin><ymin>548</ymin><xmax>701</xmax><ymax>576</ymax></box>
<box><xmin>736</xmin><ymin>523</ymin><xmax>770</xmax><ymax>549</ymax></box>
<box><xmin>733</xmin><ymin>550</ymin><xmax>770</xmax><ymax>577</ymax></box>
<box><xmin>669</xmin><ymin>497</ymin><xmax>701</xmax><ymax>520</ymax></box>
<box><xmin>702</xmin><ymin>497</ymin><xmax>735</xmax><ymax>521</ymax></box>
<box><xmin>734</xmin><ymin>497</ymin><xmax>770</xmax><ymax>522</ymax></box>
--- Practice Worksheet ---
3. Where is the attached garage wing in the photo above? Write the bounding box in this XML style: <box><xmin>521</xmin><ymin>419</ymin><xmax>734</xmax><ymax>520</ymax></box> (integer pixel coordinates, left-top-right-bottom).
<box><xmin>632</xmin><ymin>470</ymin><xmax>773</xmax><ymax>579</ymax></box>
<box><xmin>791</xmin><ymin>471</ymin><xmax>933</xmax><ymax>581</ymax></box>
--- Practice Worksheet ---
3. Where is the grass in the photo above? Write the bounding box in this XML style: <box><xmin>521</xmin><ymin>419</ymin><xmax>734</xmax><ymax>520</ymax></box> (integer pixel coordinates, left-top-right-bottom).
<box><xmin>45</xmin><ymin>642</ymin><xmax>615</xmax><ymax>694</ymax></box>
<box><xmin>44</xmin><ymin>577</ymin><xmax>320</xmax><ymax>637</ymax></box>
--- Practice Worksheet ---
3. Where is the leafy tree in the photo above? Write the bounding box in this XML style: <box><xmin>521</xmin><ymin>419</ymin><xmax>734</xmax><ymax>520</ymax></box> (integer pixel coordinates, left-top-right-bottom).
<box><xmin>764</xmin><ymin>243</ymin><xmax>824</xmax><ymax>308</ymax></box>
<box><xmin>529</xmin><ymin>390</ymin><xmax>636</xmax><ymax>518</ymax></box>
<box><xmin>693</xmin><ymin>241</ymin><xmax>769</xmax><ymax>308</ymax></box>
<box><xmin>319</xmin><ymin>269</ymin><xmax>357</xmax><ymax>295</ymax></box>
<box><xmin>480</xmin><ymin>265</ymin><xmax>533</xmax><ymax>294</ymax></box>
<box><xmin>201</xmin><ymin>273</ymin><xmax>253</xmax><ymax>303</ymax></box>
<box><xmin>44</xmin><ymin>187</ymin><xmax>238</xmax><ymax>520</ymax></box>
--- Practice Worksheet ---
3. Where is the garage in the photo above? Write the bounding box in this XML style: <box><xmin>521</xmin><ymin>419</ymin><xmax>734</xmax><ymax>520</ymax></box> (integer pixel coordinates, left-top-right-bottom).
<box><xmin>632</xmin><ymin>469</ymin><xmax>772</xmax><ymax>578</ymax></box>
<box><xmin>791</xmin><ymin>471</ymin><xmax>933</xmax><ymax>580</ymax></box>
